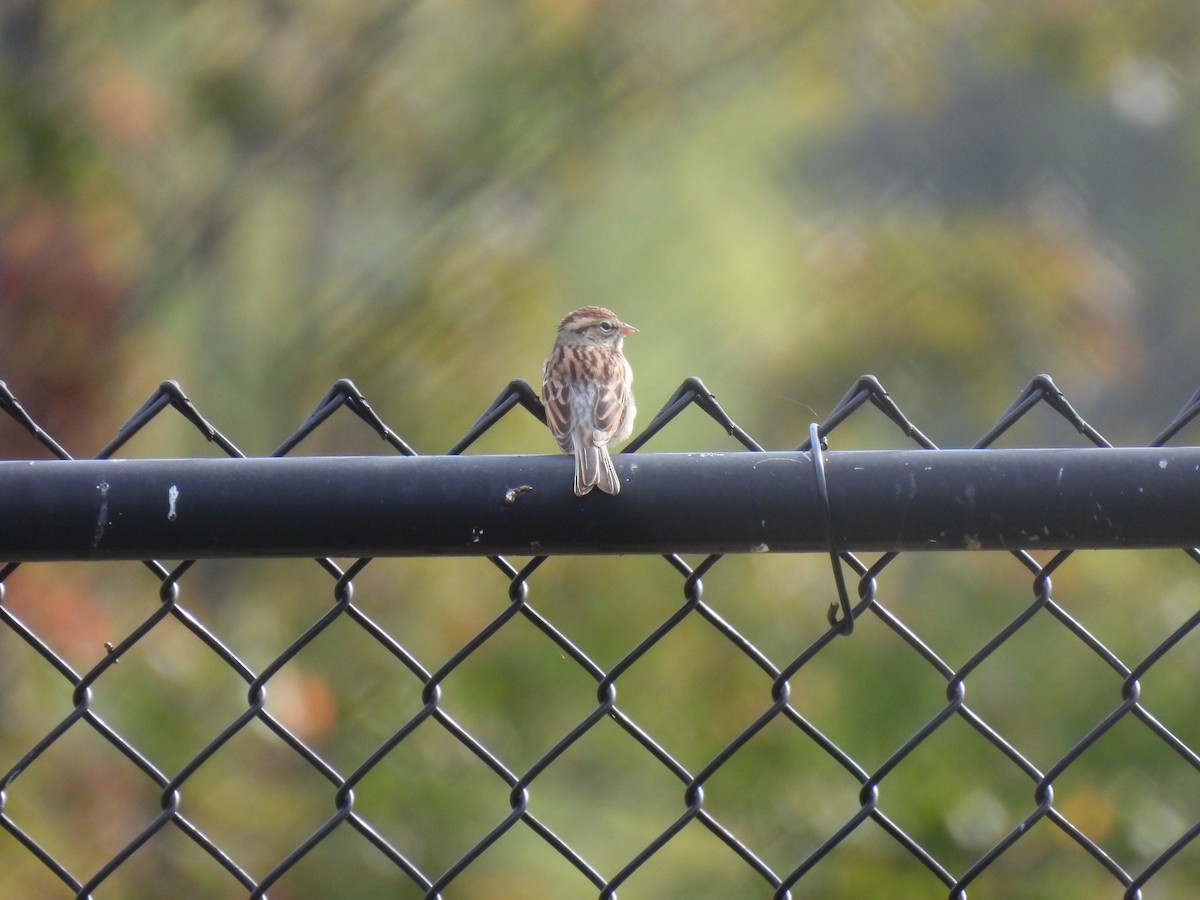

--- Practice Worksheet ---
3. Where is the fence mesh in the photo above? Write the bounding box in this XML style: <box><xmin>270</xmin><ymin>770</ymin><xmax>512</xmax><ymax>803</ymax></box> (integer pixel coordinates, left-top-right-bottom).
<box><xmin>3</xmin><ymin>374</ymin><xmax>1200</xmax><ymax>899</ymax></box>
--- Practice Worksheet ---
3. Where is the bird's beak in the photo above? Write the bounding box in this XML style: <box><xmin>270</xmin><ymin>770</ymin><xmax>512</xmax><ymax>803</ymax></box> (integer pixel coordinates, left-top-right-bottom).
<box><xmin>619</xmin><ymin>322</ymin><xmax>638</xmax><ymax>336</ymax></box>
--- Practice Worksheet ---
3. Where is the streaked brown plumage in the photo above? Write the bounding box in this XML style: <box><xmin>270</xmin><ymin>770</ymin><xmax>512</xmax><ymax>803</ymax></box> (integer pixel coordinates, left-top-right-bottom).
<box><xmin>542</xmin><ymin>307</ymin><xmax>637</xmax><ymax>496</ymax></box>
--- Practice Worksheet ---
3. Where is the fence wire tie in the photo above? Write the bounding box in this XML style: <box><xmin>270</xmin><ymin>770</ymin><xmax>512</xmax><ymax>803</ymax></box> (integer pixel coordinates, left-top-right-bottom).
<box><xmin>809</xmin><ymin>422</ymin><xmax>853</xmax><ymax>635</ymax></box>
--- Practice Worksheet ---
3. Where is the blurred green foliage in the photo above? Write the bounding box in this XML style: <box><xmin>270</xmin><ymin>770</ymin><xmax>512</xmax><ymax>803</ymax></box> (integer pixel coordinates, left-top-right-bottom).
<box><xmin>4</xmin><ymin>1</ymin><xmax>1200</xmax><ymax>897</ymax></box>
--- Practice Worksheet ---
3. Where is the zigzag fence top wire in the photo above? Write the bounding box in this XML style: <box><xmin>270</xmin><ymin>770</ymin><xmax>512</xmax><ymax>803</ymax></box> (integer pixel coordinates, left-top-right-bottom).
<box><xmin>3</xmin><ymin>374</ymin><xmax>1200</xmax><ymax>898</ymax></box>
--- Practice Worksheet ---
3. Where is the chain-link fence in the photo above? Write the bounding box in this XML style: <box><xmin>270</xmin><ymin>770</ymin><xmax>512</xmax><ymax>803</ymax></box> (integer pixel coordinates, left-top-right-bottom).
<box><xmin>3</xmin><ymin>374</ymin><xmax>1200</xmax><ymax>899</ymax></box>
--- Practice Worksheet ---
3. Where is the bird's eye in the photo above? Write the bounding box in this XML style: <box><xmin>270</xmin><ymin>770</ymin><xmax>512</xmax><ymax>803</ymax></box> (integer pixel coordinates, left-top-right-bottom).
<box><xmin>597</xmin><ymin>322</ymin><xmax>615</xmax><ymax>334</ymax></box>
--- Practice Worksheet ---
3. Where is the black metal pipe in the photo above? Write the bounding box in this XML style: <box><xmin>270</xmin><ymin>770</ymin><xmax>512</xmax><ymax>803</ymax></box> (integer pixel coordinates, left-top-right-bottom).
<box><xmin>1</xmin><ymin>449</ymin><xmax>1198</xmax><ymax>561</ymax></box>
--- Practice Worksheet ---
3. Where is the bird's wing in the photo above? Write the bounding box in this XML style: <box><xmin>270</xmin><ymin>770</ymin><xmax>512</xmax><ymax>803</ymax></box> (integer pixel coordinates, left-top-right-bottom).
<box><xmin>542</xmin><ymin>354</ymin><xmax>575</xmax><ymax>453</ymax></box>
<box><xmin>590</xmin><ymin>355</ymin><xmax>629</xmax><ymax>446</ymax></box>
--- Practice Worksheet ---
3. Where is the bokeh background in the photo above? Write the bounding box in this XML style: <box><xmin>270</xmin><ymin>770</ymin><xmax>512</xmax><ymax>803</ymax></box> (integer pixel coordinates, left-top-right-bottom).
<box><xmin>4</xmin><ymin>2</ymin><xmax>1200</xmax><ymax>898</ymax></box>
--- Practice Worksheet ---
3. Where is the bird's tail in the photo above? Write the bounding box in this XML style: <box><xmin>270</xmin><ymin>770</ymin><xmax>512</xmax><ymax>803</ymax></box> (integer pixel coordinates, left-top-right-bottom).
<box><xmin>574</xmin><ymin>444</ymin><xmax>621</xmax><ymax>496</ymax></box>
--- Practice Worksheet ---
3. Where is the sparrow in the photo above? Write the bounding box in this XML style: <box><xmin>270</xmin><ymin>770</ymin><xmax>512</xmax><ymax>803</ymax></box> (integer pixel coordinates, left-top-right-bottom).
<box><xmin>541</xmin><ymin>306</ymin><xmax>637</xmax><ymax>495</ymax></box>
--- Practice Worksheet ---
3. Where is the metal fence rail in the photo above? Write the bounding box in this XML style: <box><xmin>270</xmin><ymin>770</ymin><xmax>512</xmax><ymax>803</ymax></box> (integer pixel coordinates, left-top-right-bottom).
<box><xmin>6</xmin><ymin>447</ymin><xmax>1200</xmax><ymax>560</ymax></box>
<box><xmin>2</xmin><ymin>374</ymin><xmax>1200</xmax><ymax>898</ymax></box>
